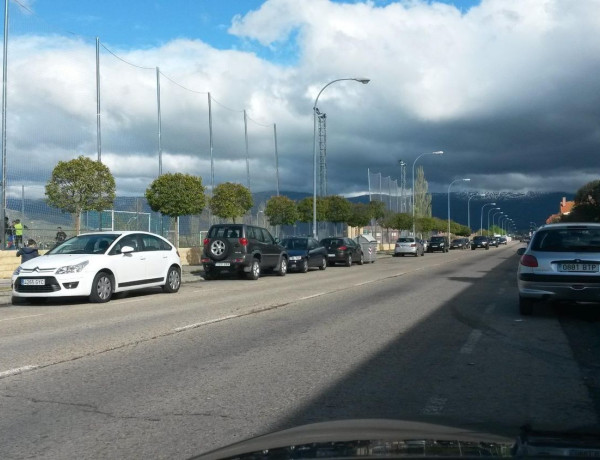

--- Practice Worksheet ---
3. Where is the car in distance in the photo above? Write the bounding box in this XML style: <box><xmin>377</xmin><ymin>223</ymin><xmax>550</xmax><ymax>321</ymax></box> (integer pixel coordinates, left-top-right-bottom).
<box><xmin>280</xmin><ymin>237</ymin><xmax>327</xmax><ymax>272</ymax></box>
<box><xmin>428</xmin><ymin>236</ymin><xmax>449</xmax><ymax>253</ymax></box>
<box><xmin>320</xmin><ymin>237</ymin><xmax>364</xmax><ymax>266</ymax></box>
<box><xmin>450</xmin><ymin>238</ymin><xmax>469</xmax><ymax>250</ymax></box>
<box><xmin>499</xmin><ymin>236</ymin><xmax>508</xmax><ymax>245</ymax></box>
<box><xmin>489</xmin><ymin>237</ymin><xmax>500</xmax><ymax>248</ymax></box>
<box><xmin>517</xmin><ymin>223</ymin><xmax>600</xmax><ymax>315</ymax></box>
<box><xmin>471</xmin><ymin>236</ymin><xmax>490</xmax><ymax>250</ymax></box>
<box><xmin>12</xmin><ymin>231</ymin><xmax>181</xmax><ymax>304</ymax></box>
<box><xmin>201</xmin><ymin>224</ymin><xmax>288</xmax><ymax>280</ymax></box>
<box><xmin>393</xmin><ymin>237</ymin><xmax>424</xmax><ymax>257</ymax></box>
<box><xmin>420</xmin><ymin>239</ymin><xmax>429</xmax><ymax>252</ymax></box>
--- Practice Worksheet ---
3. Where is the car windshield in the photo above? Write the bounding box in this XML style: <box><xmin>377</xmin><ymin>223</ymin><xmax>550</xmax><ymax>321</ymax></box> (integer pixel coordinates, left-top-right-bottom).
<box><xmin>474</xmin><ymin>237</ymin><xmax>487</xmax><ymax>241</ymax></box>
<box><xmin>531</xmin><ymin>228</ymin><xmax>600</xmax><ymax>252</ymax></box>
<box><xmin>398</xmin><ymin>238</ymin><xmax>414</xmax><ymax>243</ymax></box>
<box><xmin>47</xmin><ymin>234</ymin><xmax>120</xmax><ymax>255</ymax></box>
<box><xmin>431</xmin><ymin>237</ymin><xmax>444</xmax><ymax>242</ymax></box>
<box><xmin>281</xmin><ymin>238</ymin><xmax>308</xmax><ymax>250</ymax></box>
<box><xmin>321</xmin><ymin>238</ymin><xmax>344</xmax><ymax>247</ymax></box>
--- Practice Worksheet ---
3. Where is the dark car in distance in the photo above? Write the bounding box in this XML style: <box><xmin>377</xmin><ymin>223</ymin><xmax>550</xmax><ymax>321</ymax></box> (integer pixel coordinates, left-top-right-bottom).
<box><xmin>450</xmin><ymin>238</ymin><xmax>469</xmax><ymax>250</ymax></box>
<box><xmin>201</xmin><ymin>224</ymin><xmax>288</xmax><ymax>280</ymax></box>
<box><xmin>320</xmin><ymin>237</ymin><xmax>364</xmax><ymax>266</ymax></box>
<box><xmin>428</xmin><ymin>236</ymin><xmax>449</xmax><ymax>253</ymax></box>
<box><xmin>471</xmin><ymin>235</ymin><xmax>490</xmax><ymax>250</ymax></box>
<box><xmin>280</xmin><ymin>237</ymin><xmax>327</xmax><ymax>272</ymax></box>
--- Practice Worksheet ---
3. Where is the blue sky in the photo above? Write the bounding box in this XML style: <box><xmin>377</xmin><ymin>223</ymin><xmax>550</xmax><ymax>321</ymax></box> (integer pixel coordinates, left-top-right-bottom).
<box><xmin>4</xmin><ymin>0</ymin><xmax>600</xmax><ymax>201</ymax></box>
<box><xmin>16</xmin><ymin>0</ymin><xmax>481</xmax><ymax>58</ymax></box>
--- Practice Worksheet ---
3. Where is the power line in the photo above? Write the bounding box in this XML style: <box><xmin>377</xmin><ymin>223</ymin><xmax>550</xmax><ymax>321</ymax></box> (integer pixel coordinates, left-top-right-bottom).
<box><xmin>100</xmin><ymin>43</ymin><xmax>154</xmax><ymax>70</ymax></box>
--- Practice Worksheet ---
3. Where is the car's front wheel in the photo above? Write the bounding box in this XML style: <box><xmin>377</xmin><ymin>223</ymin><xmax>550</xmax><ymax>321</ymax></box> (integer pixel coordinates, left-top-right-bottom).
<box><xmin>345</xmin><ymin>255</ymin><xmax>352</xmax><ymax>267</ymax></box>
<box><xmin>163</xmin><ymin>266</ymin><xmax>181</xmax><ymax>293</ymax></box>
<box><xmin>247</xmin><ymin>259</ymin><xmax>260</xmax><ymax>280</ymax></box>
<box><xmin>519</xmin><ymin>296</ymin><xmax>534</xmax><ymax>315</ymax></box>
<box><xmin>89</xmin><ymin>271</ymin><xmax>114</xmax><ymax>303</ymax></box>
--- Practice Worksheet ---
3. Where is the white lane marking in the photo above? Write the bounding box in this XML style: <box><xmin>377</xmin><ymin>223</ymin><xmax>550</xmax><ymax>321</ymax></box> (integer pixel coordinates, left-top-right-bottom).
<box><xmin>460</xmin><ymin>329</ymin><xmax>482</xmax><ymax>354</ymax></box>
<box><xmin>174</xmin><ymin>315</ymin><xmax>238</xmax><ymax>332</ymax></box>
<box><xmin>0</xmin><ymin>365</ymin><xmax>38</xmax><ymax>378</ymax></box>
<box><xmin>484</xmin><ymin>303</ymin><xmax>496</xmax><ymax>315</ymax></box>
<box><xmin>0</xmin><ymin>314</ymin><xmax>45</xmax><ymax>322</ymax></box>
<box><xmin>355</xmin><ymin>280</ymin><xmax>375</xmax><ymax>286</ymax></box>
<box><xmin>422</xmin><ymin>396</ymin><xmax>447</xmax><ymax>415</ymax></box>
<box><xmin>299</xmin><ymin>293</ymin><xmax>325</xmax><ymax>300</ymax></box>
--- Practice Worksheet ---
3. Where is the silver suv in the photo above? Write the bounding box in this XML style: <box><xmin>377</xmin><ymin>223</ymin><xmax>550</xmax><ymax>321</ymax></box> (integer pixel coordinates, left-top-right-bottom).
<box><xmin>517</xmin><ymin>223</ymin><xmax>600</xmax><ymax>315</ymax></box>
<box><xmin>201</xmin><ymin>224</ymin><xmax>288</xmax><ymax>280</ymax></box>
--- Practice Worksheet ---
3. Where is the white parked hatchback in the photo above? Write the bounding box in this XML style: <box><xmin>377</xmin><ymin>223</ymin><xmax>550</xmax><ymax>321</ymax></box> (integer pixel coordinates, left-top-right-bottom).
<box><xmin>12</xmin><ymin>231</ymin><xmax>182</xmax><ymax>304</ymax></box>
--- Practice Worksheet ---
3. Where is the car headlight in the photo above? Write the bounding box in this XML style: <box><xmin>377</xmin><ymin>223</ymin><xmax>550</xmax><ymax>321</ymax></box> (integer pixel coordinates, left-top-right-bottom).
<box><xmin>13</xmin><ymin>266</ymin><xmax>21</xmax><ymax>276</ymax></box>
<box><xmin>56</xmin><ymin>260</ymin><xmax>89</xmax><ymax>275</ymax></box>
<box><xmin>289</xmin><ymin>256</ymin><xmax>302</xmax><ymax>261</ymax></box>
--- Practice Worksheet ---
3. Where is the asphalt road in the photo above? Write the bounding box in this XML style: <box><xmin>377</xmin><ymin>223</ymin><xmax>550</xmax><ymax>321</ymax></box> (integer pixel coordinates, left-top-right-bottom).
<box><xmin>1</xmin><ymin>243</ymin><xmax>599</xmax><ymax>459</ymax></box>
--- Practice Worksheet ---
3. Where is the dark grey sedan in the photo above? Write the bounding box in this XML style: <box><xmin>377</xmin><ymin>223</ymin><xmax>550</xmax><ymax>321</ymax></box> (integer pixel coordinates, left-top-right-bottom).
<box><xmin>280</xmin><ymin>237</ymin><xmax>327</xmax><ymax>272</ymax></box>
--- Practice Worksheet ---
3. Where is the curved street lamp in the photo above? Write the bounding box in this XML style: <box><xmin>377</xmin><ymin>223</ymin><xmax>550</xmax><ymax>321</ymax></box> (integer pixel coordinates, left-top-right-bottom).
<box><xmin>467</xmin><ymin>192</ymin><xmax>486</xmax><ymax>232</ymax></box>
<box><xmin>312</xmin><ymin>78</ymin><xmax>370</xmax><ymax>238</ymax></box>
<box><xmin>448</xmin><ymin>178</ymin><xmax>470</xmax><ymax>239</ymax></box>
<box><xmin>412</xmin><ymin>151</ymin><xmax>444</xmax><ymax>236</ymax></box>
<box><xmin>487</xmin><ymin>207</ymin><xmax>500</xmax><ymax>235</ymax></box>
<box><xmin>491</xmin><ymin>211</ymin><xmax>503</xmax><ymax>234</ymax></box>
<box><xmin>480</xmin><ymin>202</ymin><xmax>496</xmax><ymax>236</ymax></box>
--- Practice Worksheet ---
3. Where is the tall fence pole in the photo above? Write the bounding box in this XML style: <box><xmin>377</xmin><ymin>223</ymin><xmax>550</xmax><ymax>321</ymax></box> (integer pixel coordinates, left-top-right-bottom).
<box><xmin>96</xmin><ymin>37</ymin><xmax>102</xmax><ymax>163</ymax></box>
<box><xmin>274</xmin><ymin>123</ymin><xmax>279</xmax><ymax>196</ymax></box>
<box><xmin>156</xmin><ymin>67</ymin><xmax>162</xmax><ymax>177</ymax></box>
<box><xmin>1</xmin><ymin>0</ymin><xmax>9</xmax><ymax>248</ymax></box>
<box><xmin>243</xmin><ymin>109</ymin><xmax>250</xmax><ymax>190</ymax></box>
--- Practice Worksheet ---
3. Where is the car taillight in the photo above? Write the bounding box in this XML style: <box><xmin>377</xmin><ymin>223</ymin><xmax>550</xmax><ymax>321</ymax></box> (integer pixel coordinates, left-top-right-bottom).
<box><xmin>338</xmin><ymin>246</ymin><xmax>347</xmax><ymax>251</ymax></box>
<box><xmin>410</xmin><ymin>243</ymin><xmax>416</xmax><ymax>247</ymax></box>
<box><xmin>203</xmin><ymin>238</ymin><xmax>209</xmax><ymax>246</ymax></box>
<box><xmin>239</xmin><ymin>238</ymin><xmax>248</xmax><ymax>246</ymax></box>
<box><xmin>520</xmin><ymin>255</ymin><xmax>538</xmax><ymax>267</ymax></box>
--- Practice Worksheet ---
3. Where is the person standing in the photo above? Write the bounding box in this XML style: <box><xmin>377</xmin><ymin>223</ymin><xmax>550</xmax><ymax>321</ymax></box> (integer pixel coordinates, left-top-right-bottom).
<box><xmin>16</xmin><ymin>239</ymin><xmax>39</xmax><ymax>263</ymax></box>
<box><xmin>4</xmin><ymin>216</ymin><xmax>13</xmax><ymax>249</ymax></box>
<box><xmin>13</xmin><ymin>219</ymin><xmax>24</xmax><ymax>249</ymax></box>
<box><xmin>55</xmin><ymin>227</ymin><xmax>67</xmax><ymax>244</ymax></box>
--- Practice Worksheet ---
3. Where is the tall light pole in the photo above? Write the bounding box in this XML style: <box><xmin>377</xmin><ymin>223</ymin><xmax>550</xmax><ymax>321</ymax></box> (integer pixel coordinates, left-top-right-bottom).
<box><xmin>467</xmin><ymin>193</ymin><xmax>485</xmax><ymax>232</ymax></box>
<box><xmin>447</xmin><ymin>178</ymin><xmax>470</xmax><ymax>239</ymax></box>
<box><xmin>312</xmin><ymin>78</ymin><xmax>370</xmax><ymax>238</ymax></box>
<box><xmin>412</xmin><ymin>150</ymin><xmax>444</xmax><ymax>236</ymax></box>
<box><xmin>480</xmin><ymin>203</ymin><xmax>496</xmax><ymax>236</ymax></box>
<box><xmin>491</xmin><ymin>210</ymin><xmax>503</xmax><ymax>234</ymax></box>
<box><xmin>487</xmin><ymin>207</ymin><xmax>500</xmax><ymax>235</ymax></box>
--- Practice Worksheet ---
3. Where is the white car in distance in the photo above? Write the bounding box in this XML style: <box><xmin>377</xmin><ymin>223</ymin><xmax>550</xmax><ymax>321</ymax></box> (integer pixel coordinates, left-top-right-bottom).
<box><xmin>12</xmin><ymin>231</ymin><xmax>181</xmax><ymax>304</ymax></box>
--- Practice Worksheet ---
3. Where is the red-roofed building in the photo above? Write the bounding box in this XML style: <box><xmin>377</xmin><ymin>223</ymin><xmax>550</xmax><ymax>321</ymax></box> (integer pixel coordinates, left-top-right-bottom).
<box><xmin>546</xmin><ymin>197</ymin><xmax>575</xmax><ymax>224</ymax></box>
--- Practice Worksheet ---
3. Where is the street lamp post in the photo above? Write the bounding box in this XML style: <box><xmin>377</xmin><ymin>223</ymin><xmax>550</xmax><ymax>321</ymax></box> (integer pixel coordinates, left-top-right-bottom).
<box><xmin>487</xmin><ymin>207</ymin><xmax>500</xmax><ymax>235</ymax></box>
<box><xmin>491</xmin><ymin>211</ymin><xmax>503</xmax><ymax>234</ymax></box>
<box><xmin>480</xmin><ymin>203</ymin><xmax>496</xmax><ymax>236</ymax></box>
<box><xmin>412</xmin><ymin>151</ymin><xmax>444</xmax><ymax>236</ymax></box>
<box><xmin>312</xmin><ymin>78</ymin><xmax>370</xmax><ymax>238</ymax></box>
<box><xmin>467</xmin><ymin>193</ymin><xmax>485</xmax><ymax>232</ymax></box>
<box><xmin>447</xmin><ymin>178</ymin><xmax>470</xmax><ymax>239</ymax></box>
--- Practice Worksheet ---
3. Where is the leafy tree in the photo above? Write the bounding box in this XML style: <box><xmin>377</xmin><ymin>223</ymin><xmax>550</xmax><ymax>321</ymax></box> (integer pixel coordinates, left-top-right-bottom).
<box><xmin>431</xmin><ymin>217</ymin><xmax>447</xmax><ymax>232</ymax></box>
<box><xmin>209</xmin><ymin>182</ymin><xmax>253</xmax><ymax>223</ymax></box>
<box><xmin>145</xmin><ymin>173</ymin><xmax>206</xmax><ymax>248</ymax></box>
<box><xmin>416</xmin><ymin>216</ymin><xmax>435</xmax><ymax>234</ymax></box>
<box><xmin>562</xmin><ymin>180</ymin><xmax>600</xmax><ymax>222</ymax></box>
<box><xmin>414</xmin><ymin>166</ymin><xmax>432</xmax><ymax>218</ymax></box>
<box><xmin>368</xmin><ymin>200</ymin><xmax>386</xmax><ymax>222</ymax></box>
<box><xmin>45</xmin><ymin>155</ymin><xmax>116</xmax><ymax>235</ymax></box>
<box><xmin>346</xmin><ymin>203</ymin><xmax>371</xmax><ymax>228</ymax></box>
<box><xmin>265</xmin><ymin>195</ymin><xmax>299</xmax><ymax>227</ymax></box>
<box><xmin>393</xmin><ymin>212</ymin><xmax>413</xmax><ymax>231</ymax></box>
<box><xmin>324</xmin><ymin>195</ymin><xmax>352</xmax><ymax>235</ymax></box>
<box><xmin>297</xmin><ymin>197</ymin><xmax>328</xmax><ymax>223</ymax></box>
<box><xmin>380</xmin><ymin>211</ymin><xmax>397</xmax><ymax>243</ymax></box>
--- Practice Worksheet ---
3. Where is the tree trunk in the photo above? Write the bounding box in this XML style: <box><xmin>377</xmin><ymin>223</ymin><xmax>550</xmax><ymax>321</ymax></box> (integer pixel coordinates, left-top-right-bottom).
<box><xmin>74</xmin><ymin>211</ymin><xmax>81</xmax><ymax>235</ymax></box>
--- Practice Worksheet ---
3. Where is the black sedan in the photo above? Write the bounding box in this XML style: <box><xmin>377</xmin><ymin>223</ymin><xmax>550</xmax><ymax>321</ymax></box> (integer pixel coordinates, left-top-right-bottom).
<box><xmin>280</xmin><ymin>237</ymin><xmax>328</xmax><ymax>272</ymax></box>
<box><xmin>320</xmin><ymin>237</ymin><xmax>364</xmax><ymax>266</ymax></box>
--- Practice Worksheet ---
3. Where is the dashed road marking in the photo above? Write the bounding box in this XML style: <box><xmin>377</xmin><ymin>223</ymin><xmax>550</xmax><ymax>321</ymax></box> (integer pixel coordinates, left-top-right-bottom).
<box><xmin>299</xmin><ymin>293</ymin><xmax>326</xmax><ymax>300</ymax></box>
<box><xmin>174</xmin><ymin>315</ymin><xmax>238</xmax><ymax>332</ymax></box>
<box><xmin>0</xmin><ymin>314</ymin><xmax>45</xmax><ymax>322</ymax></box>
<box><xmin>460</xmin><ymin>329</ymin><xmax>482</xmax><ymax>354</ymax></box>
<box><xmin>0</xmin><ymin>365</ymin><xmax>39</xmax><ymax>379</ymax></box>
<box><xmin>422</xmin><ymin>396</ymin><xmax>447</xmax><ymax>415</ymax></box>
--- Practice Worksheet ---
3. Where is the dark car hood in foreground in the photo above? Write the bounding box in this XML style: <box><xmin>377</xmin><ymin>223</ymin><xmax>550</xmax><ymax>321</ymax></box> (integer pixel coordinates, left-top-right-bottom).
<box><xmin>193</xmin><ymin>420</ymin><xmax>600</xmax><ymax>459</ymax></box>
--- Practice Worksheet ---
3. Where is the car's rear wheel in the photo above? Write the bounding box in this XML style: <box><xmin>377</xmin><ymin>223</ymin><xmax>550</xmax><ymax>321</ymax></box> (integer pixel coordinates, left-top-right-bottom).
<box><xmin>277</xmin><ymin>258</ymin><xmax>288</xmax><ymax>276</ymax></box>
<box><xmin>248</xmin><ymin>259</ymin><xmax>260</xmax><ymax>280</ymax></box>
<box><xmin>11</xmin><ymin>296</ymin><xmax>26</xmax><ymax>305</ymax></box>
<box><xmin>203</xmin><ymin>269</ymin><xmax>217</xmax><ymax>280</ymax></box>
<box><xmin>163</xmin><ymin>266</ymin><xmax>181</xmax><ymax>293</ymax></box>
<box><xmin>346</xmin><ymin>254</ymin><xmax>352</xmax><ymax>267</ymax></box>
<box><xmin>519</xmin><ymin>296</ymin><xmax>534</xmax><ymax>315</ymax></box>
<box><xmin>358</xmin><ymin>252</ymin><xmax>364</xmax><ymax>265</ymax></box>
<box><xmin>319</xmin><ymin>256</ymin><xmax>327</xmax><ymax>270</ymax></box>
<box><xmin>301</xmin><ymin>258</ymin><xmax>309</xmax><ymax>273</ymax></box>
<box><xmin>89</xmin><ymin>271</ymin><xmax>113</xmax><ymax>303</ymax></box>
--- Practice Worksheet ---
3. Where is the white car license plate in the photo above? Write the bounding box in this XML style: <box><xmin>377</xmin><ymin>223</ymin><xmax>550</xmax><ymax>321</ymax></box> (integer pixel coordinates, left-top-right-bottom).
<box><xmin>215</xmin><ymin>262</ymin><xmax>230</xmax><ymax>267</ymax></box>
<box><xmin>558</xmin><ymin>263</ymin><xmax>599</xmax><ymax>272</ymax></box>
<box><xmin>21</xmin><ymin>278</ymin><xmax>45</xmax><ymax>286</ymax></box>
<box><xmin>328</xmin><ymin>254</ymin><xmax>335</xmax><ymax>257</ymax></box>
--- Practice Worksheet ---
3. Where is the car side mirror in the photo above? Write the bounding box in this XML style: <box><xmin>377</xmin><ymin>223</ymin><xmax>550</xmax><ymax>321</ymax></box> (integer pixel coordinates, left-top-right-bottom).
<box><xmin>121</xmin><ymin>246</ymin><xmax>134</xmax><ymax>254</ymax></box>
<box><xmin>274</xmin><ymin>238</ymin><xmax>280</xmax><ymax>244</ymax></box>
<box><xmin>516</xmin><ymin>248</ymin><xmax>526</xmax><ymax>256</ymax></box>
